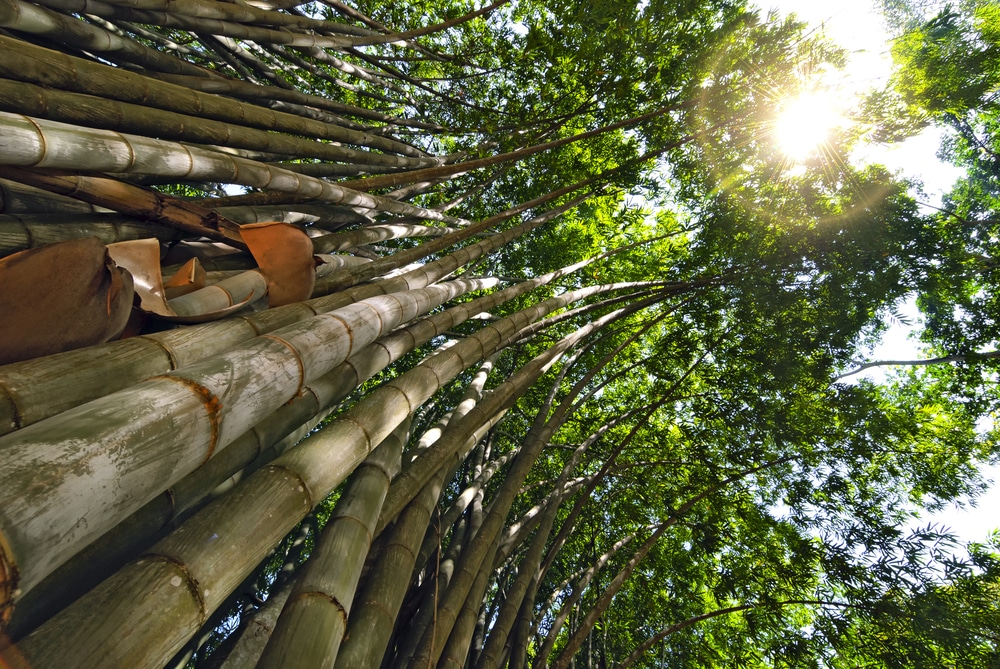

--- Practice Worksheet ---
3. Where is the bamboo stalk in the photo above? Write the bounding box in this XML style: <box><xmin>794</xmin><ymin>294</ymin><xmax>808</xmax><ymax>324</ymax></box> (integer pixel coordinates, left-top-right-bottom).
<box><xmin>0</xmin><ymin>213</ymin><xmax>184</xmax><ymax>257</ymax></box>
<box><xmin>0</xmin><ymin>167</ymin><xmax>246</xmax><ymax>248</ymax></box>
<box><xmin>0</xmin><ymin>112</ymin><xmax>464</xmax><ymax>226</ymax></box>
<box><xmin>3</xmin><ymin>281</ymin><xmax>610</xmax><ymax>668</ymax></box>
<box><xmin>0</xmin><ymin>179</ymin><xmax>109</xmax><ymax>215</ymax></box>
<box><xmin>0</xmin><ymin>0</ymin><xmax>212</xmax><ymax>76</ymax></box>
<box><xmin>0</xmin><ymin>78</ymin><xmax>437</xmax><ymax>168</ymax></box>
<box><xmin>0</xmin><ymin>279</ymin><xmax>494</xmax><ymax>607</ymax></box>
<box><xmin>255</xmin><ymin>419</ymin><xmax>410</xmax><ymax>669</ymax></box>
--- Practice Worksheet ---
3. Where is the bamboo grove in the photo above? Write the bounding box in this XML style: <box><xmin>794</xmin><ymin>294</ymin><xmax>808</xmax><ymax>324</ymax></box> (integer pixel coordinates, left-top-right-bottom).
<box><xmin>0</xmin><ymin>0</ymin><xmax>998</xmax><ymax>667</ymax></box>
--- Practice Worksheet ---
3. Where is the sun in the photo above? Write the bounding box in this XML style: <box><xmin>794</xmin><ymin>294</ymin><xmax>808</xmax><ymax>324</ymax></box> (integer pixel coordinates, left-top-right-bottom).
<box><xmin>773</xmin><ymin>91</ymin><xmax>844</xmax><ymax>161</ymax></box>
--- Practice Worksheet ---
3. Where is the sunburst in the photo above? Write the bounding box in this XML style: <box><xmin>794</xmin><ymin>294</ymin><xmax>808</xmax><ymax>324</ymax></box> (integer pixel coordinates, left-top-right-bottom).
<box><xmin>773</xmin><ymin>91</ymin><xmax>845</xmax><ymax>162</ymax></box>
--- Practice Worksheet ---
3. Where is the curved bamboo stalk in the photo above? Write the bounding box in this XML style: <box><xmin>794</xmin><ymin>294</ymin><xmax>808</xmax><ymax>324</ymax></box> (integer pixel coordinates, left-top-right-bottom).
<box><xmin>311</xmin><ymin>223</ymin><xmax>457</xmax><ymax>253</ymax></box>
<box><xmin>31</xmin><ymin>0</ymin><xmax>358</xmax><ymax>49</ymax></box>
<box><xmin>0</xmin><ymin>0</ymin><xmax>212</xmax><ymax>76</ymax></box>
<box><xmin>255</xmin><ymin>419</ymin><xmax>411</xmax><ymax>669</ymax></box>
<box><xmin>0</xmin><ymin>280</ymin><xmax>494</xmax><ymax>607</ymax></box>
<box><xmin>0</xmin><ymin>78</ymin><xmax>438</xmax><ymax>168</ymax></box>
<box><xmin>335</xmin><ymin>360</ymin><xmax>496</xmax><ymax>669</ymax></box>
<box><xmin>401</xmin><ymin>303</ymin><xmax>641</xmax><ymax>669</ymax></box>
<box><xmin>150</xmin><ymin>71</ymin><xmax>447</xmax><ymax>131</ymax></box>
<box><xmin>0</xmin><ymin>112</ymin><xmax>464</xmax><ymax>226</ymax></box>
<box><xmin>4</xmin><ymin>278</ymin><xmax>512</xmax><ymax>639</ymax></box>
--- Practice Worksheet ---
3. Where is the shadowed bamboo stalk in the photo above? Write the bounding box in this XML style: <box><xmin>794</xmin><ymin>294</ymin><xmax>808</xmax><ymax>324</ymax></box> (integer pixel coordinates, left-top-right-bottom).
<box><xmin>0</xmin><ymin>0</ymin><xmax>212</xmax><ymax>76</ymax></box>
<box><xmin>0</xmin><ymin>78</ymin><xmax>437</xmax><ymax>168</ymax></box>
<box><xmin>255</xmin><ymin>419</ymin><xmax>411</xmax><ymax>669</ymax></box>
<box><xmin>0</xmin><ymin>178</ymin><xmax>110</xmax><ymax>215</ymax></box>
<box><xmin>0</xmin><ymin>167</ymin><xmax>247</xmax><ymax>248</ymax></box>
<box><xmin>3</xmin><ymin>282</ymin><xmax>622</xmax><ymax>668</ymax></box>
<box><xmin>0</xmin><ymin>112</ymin><xmax>464</xmax><ymax>226</ymax></box>
<box><xmin>4</xmin><ymin>278</ymin><xmax>523</xmax><ymax>639</ymax></box>
<box><xmin>334</xmin><ymin>360</ymin><xmax>496</xmax><ymax>669</ymax></box>
<box><xmin>0</xmin><ymin>213</ymin><xmax>184</xmax><ymax>257</ymax></box>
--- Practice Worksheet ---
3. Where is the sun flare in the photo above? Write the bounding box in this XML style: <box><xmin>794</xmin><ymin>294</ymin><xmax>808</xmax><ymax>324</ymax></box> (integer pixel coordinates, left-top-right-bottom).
<box><xmin>774</xmin><ymin>91</ymin><xmax>844</xmax><ymax>161</ymax></box>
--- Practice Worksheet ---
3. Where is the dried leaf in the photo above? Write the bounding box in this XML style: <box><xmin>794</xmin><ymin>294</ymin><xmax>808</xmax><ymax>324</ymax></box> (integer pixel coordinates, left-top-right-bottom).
<box><xmin>241</xmin><ymin>222</ymin><xmax>316</xmax><ymax>306</ymax></box>
<box><xmin>0</xmin><ymin>237</ymin><xmax>134</xmax><ymax>365</ymax></box>
<box><xmin>106</xmin><ymin>239</ymin><xmax>173</xmax><ymax>317</ymax></box>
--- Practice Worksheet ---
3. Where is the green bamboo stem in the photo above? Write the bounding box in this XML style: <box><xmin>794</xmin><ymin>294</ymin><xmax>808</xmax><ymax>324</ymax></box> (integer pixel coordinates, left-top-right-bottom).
<box><xmin>5</xmin><ymin>284</ymin><xmax>508</xmax><ymax>639</ymax></box>
<box><xmin>211</xmin><ymin>580</ymin><xmax>294</xmax><ymax>669</ymax></box>
<box><xmin>335</xmin><ymin>360</ymin><xmax>497</xmax><ymax>669</ymax></box>
<box><xmin>0</xmin><ymin>213</ymin><xmax>184</xmax><ymax>257</ymax></box>
<box><xmin>0</xmin><ymin>280</ymin><xmax>493</xmax><ymax>609</ymax></box>
<box><xmin>528</xmin><ymin>532</ymin><xmax>642</xmax><ymax>669</ymax></box>
<box><xmin>438</xmin><ymin>534</ymin><xmax>499</xmax><ymax>669</ymax></box>
<box><xmin>99</xmin><ymin>0</ymin><xmax>378</xmax><ymax>35</ymax></box>
<box><xmin>255</xmin><ymin>419</ymin><xmax>410</xmax><ymax>669</ymax></box>
<box><xmin>3</xmin><ymin>282</ymin><xmax>610</xmax><ymax>668</ymax></box>
<box><xmin>215</xmin><ymin>204</ymin><xmax>371</xmax><ymax>228</ymax></box>
<box><xmin>0</xmin><ymin>0</ymin><xmax>212</xmax><ymax>76</ymax></box>
<box><xmin>0</xmin><ymin>112</ymin><xmax>464</xmax><ymax>226</ymax></box>
<box><xmin>376</xmin><ymin>284</ymin><xmax>658</xmax><ymax>530</ymax></box>
<box><xmin>29</xmin><ymin>0</ymin><xmax>357</xmax><ymax>49</ymax></box>
<box><xmin>149</xmin><ymin>71</ymin><xmax>447</xmax><ymax>131</ymax></box>
<box><xmin>0</xmin><ymin>78</ymin><xmax>438</xmax><ymax>168</ymax></box>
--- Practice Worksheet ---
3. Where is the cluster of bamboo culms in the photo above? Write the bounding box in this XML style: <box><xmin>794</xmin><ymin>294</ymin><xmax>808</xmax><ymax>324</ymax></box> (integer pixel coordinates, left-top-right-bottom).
<box><xmin>0</xmin><ymin>3</ymin><xmax>700</xmax><ymax>669</ymax></box>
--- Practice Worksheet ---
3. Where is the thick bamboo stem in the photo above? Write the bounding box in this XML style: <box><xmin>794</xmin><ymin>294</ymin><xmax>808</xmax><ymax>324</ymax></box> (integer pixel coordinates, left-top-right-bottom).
<box><xmin>0</xmin><ymin>78</ymin><xmax>437</xmax><ymax>168</ymax></box>
<box><xmin>4</xmin><ymin>282</ymin><xmax>606</xmax><ymax>668</ymax></box>
<box><xmin>0</xmin><ymin>280</ymin><xmax>488</xmax><ymax>607</ymax></box>
<box><xmin>0</xmin><ymin>0</ymin><xmax>212</xmax><ymax>76</ymax></box>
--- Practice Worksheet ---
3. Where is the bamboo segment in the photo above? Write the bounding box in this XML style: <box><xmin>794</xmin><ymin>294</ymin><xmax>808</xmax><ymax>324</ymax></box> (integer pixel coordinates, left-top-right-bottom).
<box><xmin>311</xmin><ymin>223</ymin><xmax>457</xmax><ymax>254</ymax></box>
<box><xmin>0</xmin><ymin>167</ymin><xmax>247</xmax><ymax>248</ymax></box>
<box><xmin>255</xmin><ymin>420</ymin><xmax>410</xmax><ymax>669</ymax></box>
<box><xmin>0</xmin><ymin>179</ymin><xmax>109</xmax><ymax>215</ymax></box>
<box><xmin>0</xmin><ymin>112</ymin><xmax>463</xmax><ymax>225</ymax></box>
<box><xmin>0</xmin><ymin>78</ymin><xmax>435</xmax><ymax>168</ymax></box>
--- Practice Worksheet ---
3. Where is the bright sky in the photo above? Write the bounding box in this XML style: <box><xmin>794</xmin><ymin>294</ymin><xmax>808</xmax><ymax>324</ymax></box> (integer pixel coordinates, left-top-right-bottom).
<box><xmin>756</xmin><ymin>0</ymin><xmax>999</xmax><ymax>546</ymax></box>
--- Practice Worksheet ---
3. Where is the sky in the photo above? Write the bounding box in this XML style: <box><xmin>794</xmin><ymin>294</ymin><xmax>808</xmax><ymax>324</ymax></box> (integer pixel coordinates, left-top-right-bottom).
<box><xmin>755</xmin><ymin>0</ymin><xmax>1000</xmax><ymax>545</ymax></box>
